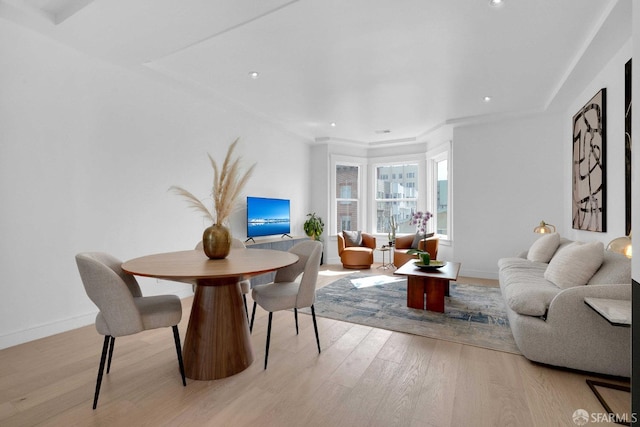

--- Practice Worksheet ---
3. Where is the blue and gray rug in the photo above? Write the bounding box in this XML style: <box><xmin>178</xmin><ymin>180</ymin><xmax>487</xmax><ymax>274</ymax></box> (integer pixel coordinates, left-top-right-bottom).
<box><xmin>305</xmin><ymin>273</ymin><xmax>520</xmax><ymax>354</ymax></box>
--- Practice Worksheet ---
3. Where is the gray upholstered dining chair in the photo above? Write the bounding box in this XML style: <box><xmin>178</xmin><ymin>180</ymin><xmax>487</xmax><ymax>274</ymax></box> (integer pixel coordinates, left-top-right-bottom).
<box><xmin>249</xmin><ymin>240</ymin><xmax>323</xmax><ymax>369</ymax></box>
<box><xmin>195</xmin><ymin>238</ymin><xmax>252</xmax><ymax>318</ymax></box>
<box><xmin>75</xmin><ymin>252</ymin><xmax>186</xmax><ymax>409</ymax></box>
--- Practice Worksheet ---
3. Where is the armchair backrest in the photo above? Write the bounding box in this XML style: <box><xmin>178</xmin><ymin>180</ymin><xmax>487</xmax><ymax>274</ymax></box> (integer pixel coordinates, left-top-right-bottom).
<box><xmin>196</xmin><ymin>238</ymin><xmax>245</xmax><ymax>250</ymax></box>
<box><xmin>294</xmin><ymin>241</ymin><xmax>322</xmax><ymax>308</ymax></box>
<box><xmin>361</xmin><ymin>233</ymin><xmax>377</xmax><ymax>249</ymax></box>
<box><xmin>337</xmin><ymin>232</ymin><xmax>376</xmax><ymax>253</ymax></box>
<box><xmin>76</xmin><ymin>252</ymin><xmax>144</xmax><ymax>336</ymax></box>
<box><xmin>337</xmin><ymin>233</ymin><xmax>346</xmax><ymax>255</ymax></box>
<box><xmin>231</xmin><ymin>238</ymin><xmax>246</xmax><ymax>249</ymax></box>
<box><xmin>273</xmin><ymin>240</ymin><xmax>322</xmax><ymax>308</ymax></box>
<box><xmin>419</xmin><ymin>237</ymin><xmax>439</xmax><ymax>259</ymax></box>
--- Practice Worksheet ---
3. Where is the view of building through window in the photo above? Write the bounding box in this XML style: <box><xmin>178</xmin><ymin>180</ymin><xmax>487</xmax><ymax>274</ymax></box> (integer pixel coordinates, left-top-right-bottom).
<box><xmin>436</xmin><ymin>158</ymin><xmax>448</xmax><ymax>235</ymax></box>
<box><xmin>334</xmin><ymin>153</ymin><xmax>449</xmax><ymax>238</ymax></box>
<box><xmin>375</xmin><ymin>164</ymin><xmax>418</xmax><ymax>234</ymax></box>
<box><xmin>336</xmin><ymin>164</ymin><xmax>359</xmax><ymax>233</ymax></box>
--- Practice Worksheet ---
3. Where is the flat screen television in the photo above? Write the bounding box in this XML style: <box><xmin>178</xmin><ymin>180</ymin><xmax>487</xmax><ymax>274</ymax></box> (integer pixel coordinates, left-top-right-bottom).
<box><xmin>246</xmin><ymin>196</ymin><xmax>291</xmax><ymax>238</ymax></box>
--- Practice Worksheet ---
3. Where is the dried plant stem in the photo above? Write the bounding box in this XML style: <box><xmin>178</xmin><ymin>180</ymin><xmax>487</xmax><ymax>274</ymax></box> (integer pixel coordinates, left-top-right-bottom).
<box><xmin>171</xmin><ymin>138</ymin><xmax>255</xmax><ymax>226</ymax></box>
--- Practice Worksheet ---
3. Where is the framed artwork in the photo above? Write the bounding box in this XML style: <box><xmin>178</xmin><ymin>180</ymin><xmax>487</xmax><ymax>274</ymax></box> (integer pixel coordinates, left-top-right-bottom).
<box><xmin>625</xmin><ymin>59</ymin><xmax>632</xmax><ymax>236</ymax></box>
<box><xmin>572</xmin><ymin>88</ymin><xmax>606</xmax><ymax>232</ymax></box>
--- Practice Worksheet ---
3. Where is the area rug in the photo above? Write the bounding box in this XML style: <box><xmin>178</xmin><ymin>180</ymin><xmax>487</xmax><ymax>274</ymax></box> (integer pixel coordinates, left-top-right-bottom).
<box><xmin>304</xmin><ymin>273</ymin><xmax>520</xmax><ymax>354</ymax></box>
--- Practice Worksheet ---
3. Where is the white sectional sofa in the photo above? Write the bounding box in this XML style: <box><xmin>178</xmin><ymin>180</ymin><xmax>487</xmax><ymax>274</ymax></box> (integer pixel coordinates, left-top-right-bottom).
<box><xmin>498</xmin><ymin>234</ymin><xmax>631</xmax><ymax>377</ymax></box>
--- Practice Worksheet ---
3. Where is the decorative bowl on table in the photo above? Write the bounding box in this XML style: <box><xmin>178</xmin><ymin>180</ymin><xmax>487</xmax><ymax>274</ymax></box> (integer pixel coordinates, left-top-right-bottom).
<box><xmin>414</xmin><ymin>260</ymin><xmax>446</xmax><ymax>269</ymax></box>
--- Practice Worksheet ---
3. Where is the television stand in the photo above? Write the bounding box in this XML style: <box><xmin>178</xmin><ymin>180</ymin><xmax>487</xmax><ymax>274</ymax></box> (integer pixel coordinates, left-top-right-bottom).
<box><xmin>244</xmin><ymin>237</ymin><xmax>256</xmax><ymax>244</ymax></box>
<box><xmin>244</xmin><ymin>236</ymin><xmax>311</xmax><ymax>285</ymax></box>
<box><xmin>281</xmin><ymin>234</ymin><xmax>292</xmax><ymax>238</ymax></box>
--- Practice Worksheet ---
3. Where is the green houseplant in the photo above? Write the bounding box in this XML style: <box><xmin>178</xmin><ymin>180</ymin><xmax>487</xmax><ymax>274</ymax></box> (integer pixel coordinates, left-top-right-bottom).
<box><xmin>170</xmin><ymin>138</ymin><xmax>255</xmax><ymax>259</ymax></box>
<box><xmin>406</xmin><ymin>248</ymin><xmax>431</xmax><ymax>265</ymax></box>
<box><xmin>303</xmin><ymin>213</ymin><xmax>324</xmax><ymax>241</ymax></box>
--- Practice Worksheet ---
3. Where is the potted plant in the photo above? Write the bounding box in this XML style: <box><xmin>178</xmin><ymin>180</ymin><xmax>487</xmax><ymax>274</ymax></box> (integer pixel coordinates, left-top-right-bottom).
<box><xmin>410</xmin><ymin>211</ymin><xmax>433</xmax><ymax>236</ymax></box>
<box><xmin>406</xmin><ymin>248</ymin><xmax>432</xmax><ymax>265</ymax></box>
<box><xmin>170</xmin><ymin>138</ymin><xmax>255</xmax><ymax>259</ymax></box>
<box><xmin>303</xmin><ymin>213</ymin><xmax>324</xmax><ymax>241</ymax></box>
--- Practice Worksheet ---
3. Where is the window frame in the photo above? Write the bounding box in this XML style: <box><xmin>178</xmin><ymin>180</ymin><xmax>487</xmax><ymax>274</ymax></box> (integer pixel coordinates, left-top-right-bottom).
<box><xmin>426</xmin><ymin>141</ymin><xmax>452</xmax><ymax>242</ymax></box>
<box><xmin>330</xmin><ymin>155</ymin><xmax>367</xmax><ymax>235</ymax></box>
<box><xmin>371</xmin><ymin>160</ymin><xmax>422</xmax><ymax>235</ymax></box>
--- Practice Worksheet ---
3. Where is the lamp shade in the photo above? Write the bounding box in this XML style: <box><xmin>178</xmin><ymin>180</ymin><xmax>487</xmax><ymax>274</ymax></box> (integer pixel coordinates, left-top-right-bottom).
<box><xmin>606</xmin><ymin>233</ymin><xmax>632</xmax><ymax>258</ymax></box>
<box><xmin>533</xmin><ymin>221</ymin><xmax>556</xmax><ymax>234</ymax></box>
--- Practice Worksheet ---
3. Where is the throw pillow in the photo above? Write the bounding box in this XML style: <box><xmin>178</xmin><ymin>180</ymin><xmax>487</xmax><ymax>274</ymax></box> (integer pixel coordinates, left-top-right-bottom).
<box><xmin>527</xmin><ymin>232</ymin><xmax>560</xmax><ymax>263</ymax></box>
<box><xmin>411</xmin><ymin>232</ymin><xmax>435</xmax><ymax>249</ymax></box>
<box><xmin>544</xmin><ymin>241</ymin><xmax>604</xmax><ymax>289</ymax></box>
<box><xmin>343</xmin><ymin>230</ymin><xmax>362</xmax><ymax>247</ymax></box>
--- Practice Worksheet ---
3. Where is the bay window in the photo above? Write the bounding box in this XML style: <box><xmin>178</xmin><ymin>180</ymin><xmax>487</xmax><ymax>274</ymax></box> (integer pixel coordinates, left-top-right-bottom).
<box><xmin>427</xmin><ymin>142</ymin><xmax>451</xmax><ymax>240</ymax></box>
<box><xmin>374</xmin><ymin>163</ymin><xmax>419</xmax><ymax>235</ymax></box>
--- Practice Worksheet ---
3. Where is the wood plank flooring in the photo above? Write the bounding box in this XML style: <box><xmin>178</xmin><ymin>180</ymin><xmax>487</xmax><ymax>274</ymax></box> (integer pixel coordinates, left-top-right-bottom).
<box><xmin>0</xmin><ymin>263</ymin><xmax>630</xmax><ymax>426</ymax></box>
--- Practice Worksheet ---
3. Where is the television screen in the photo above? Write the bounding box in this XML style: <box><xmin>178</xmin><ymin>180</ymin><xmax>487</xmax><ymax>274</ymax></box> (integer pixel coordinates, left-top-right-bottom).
<box><xmin>247</xmin><ymin>197</ymin><xmax>291</xmax><ymax>238</ymax></box>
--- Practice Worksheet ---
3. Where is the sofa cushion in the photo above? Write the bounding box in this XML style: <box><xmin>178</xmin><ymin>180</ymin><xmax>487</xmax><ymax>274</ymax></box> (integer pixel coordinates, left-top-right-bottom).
<box><xmin>544</xmin><ymin>241</ymin><xmax>604</xmax><ymax>289</ymax></box>
<box><xmin>588</xmin><ymin>251</ymin><xmax>632</xmax><ymax>285</ymax></box>
<box><xmin>499</xmin><ymin>261</ymin><xmax>560</xmax><ymax>316</ymax></box>
<box><xmin>498</xmin><ymin>257</ymin><xmax>539</xmax><ymax>271</ymax></box>
<box><xmin>527</xmin><ymin>232</ymin><xmax>560</xmax><ymax>263</ymax></box>
<box><xmin>343</xmin><ymin>230</ymin><xmax>362</xmax><ymax>247</ymax></box>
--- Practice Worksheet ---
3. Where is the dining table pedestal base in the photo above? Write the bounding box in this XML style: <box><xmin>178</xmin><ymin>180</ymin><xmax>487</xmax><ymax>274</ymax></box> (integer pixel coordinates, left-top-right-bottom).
<box><xmin>183</xmin><ymin>278</ymin><xmax>254</xmax><ymax>380</ymax></box>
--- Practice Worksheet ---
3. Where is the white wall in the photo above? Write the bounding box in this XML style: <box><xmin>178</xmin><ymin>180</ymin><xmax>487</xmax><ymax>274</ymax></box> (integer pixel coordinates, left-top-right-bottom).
<box><xmin>452</xmin><ymin>113</ymin><xmax>565</xmax><ymax>278</ymax></box>
<box><xmin>563</xmin><ymin>38</ymin><xmax>632</xmax><ymax>246</ymax></box>
<box><xmin>452</xmin><ymin>19</ymin><xmax>632</xmax><ymax>280</ymax></box>
<box><xmin>0</xmin><ymin>19</ymin><xmax>311</xmax><ymax>349</ymax></box>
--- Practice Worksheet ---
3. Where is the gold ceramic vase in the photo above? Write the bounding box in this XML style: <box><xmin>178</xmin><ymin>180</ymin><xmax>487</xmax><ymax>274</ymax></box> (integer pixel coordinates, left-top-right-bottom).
<box><xmin>202</xmin><ymin>224</ymin><xmax>231</xmax><ymax>259</ymax></box>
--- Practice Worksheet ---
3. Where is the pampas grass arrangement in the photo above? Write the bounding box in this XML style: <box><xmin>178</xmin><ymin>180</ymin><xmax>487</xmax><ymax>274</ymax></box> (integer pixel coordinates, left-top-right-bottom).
<box><xmin>170</xmin><ymin>138</ymin><xmax>256</xmax><ymax>226</ymax></box>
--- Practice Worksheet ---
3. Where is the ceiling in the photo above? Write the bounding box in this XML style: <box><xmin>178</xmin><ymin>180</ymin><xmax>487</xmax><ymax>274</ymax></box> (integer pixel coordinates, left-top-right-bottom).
<box><xmin>0</xmin><ymin>0</ymin><xmax>625</xmax><ymax>145</ymax></box>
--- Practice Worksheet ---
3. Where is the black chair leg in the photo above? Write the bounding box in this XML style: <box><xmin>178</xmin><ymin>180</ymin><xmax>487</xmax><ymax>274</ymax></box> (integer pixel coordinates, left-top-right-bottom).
<box><xmin>294</xmin><ymin>307</ymin><xmax>299</xmax><ymax>335</ymax></box>
<box><xmin>311</xmin><ymin>305</ymin><xmax>321</xmax><ymax>354</ymax></box>
<box><xmin>250</xmin><ymin>301</ymin><xmax>257</xmax><ymax>333</ymax></box>
<box><xmin>243</xmin><ymin>294</ymin><xmax>249</xmax><ymax>321</ymax></box>
<box><xmin>172</xmin><ymin>326</ymin><xmax>186</xmax><ymax>386</ymax></box>
<box><xmin>106</xmin><ymin>336</ymin><xmax>115</xmax><ymax>374</ymax></box>
<box><xmin>93</xmin><ymin>335</ymin><xmax>110</xmax><ymax>409</ymax></box>
<box><xmin>264</xmin><ymin>312</ymin><xmax>273</xmax><ymax>370</ymax></box>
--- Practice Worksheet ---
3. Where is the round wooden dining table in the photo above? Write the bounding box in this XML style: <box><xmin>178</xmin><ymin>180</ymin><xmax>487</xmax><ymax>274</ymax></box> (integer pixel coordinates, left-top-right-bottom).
<box><xmin>122</xmin><ymin>248</ymin><xmax>298</xmax><ymax>380</ymax></box>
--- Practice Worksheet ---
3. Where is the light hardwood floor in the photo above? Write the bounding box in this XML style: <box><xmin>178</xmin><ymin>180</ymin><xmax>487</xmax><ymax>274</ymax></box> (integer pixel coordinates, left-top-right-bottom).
<box><xmin>0</xmin><ymin>263</ymin><xmax>630</xmax><ymax>426</ymax></box>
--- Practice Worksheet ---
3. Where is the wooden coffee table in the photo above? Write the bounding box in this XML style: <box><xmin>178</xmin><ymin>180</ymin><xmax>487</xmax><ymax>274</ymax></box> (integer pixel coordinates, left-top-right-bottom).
<box><xmin>394</xmin><ymin>260</ymin><xmax>461</xmax><ymax>312</ymax></box>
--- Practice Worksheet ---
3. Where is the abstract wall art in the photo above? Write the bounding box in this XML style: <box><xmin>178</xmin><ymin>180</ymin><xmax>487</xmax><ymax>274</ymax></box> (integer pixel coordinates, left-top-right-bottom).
<box><xmin>625</xmin><ymin>59</ymin><xmax>631</xmax><ymax>236</ymax></box>
<box><xmin>572</xmin><ymin>88</ymin><xmax>606</xmax><ymax>232</ymax></box>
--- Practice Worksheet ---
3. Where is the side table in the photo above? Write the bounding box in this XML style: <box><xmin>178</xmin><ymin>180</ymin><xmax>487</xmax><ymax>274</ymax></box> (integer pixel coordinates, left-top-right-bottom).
<box><xmin>377</xmin><ymin>246</ymin><xmax>394</xmax><ymax>270</ymax></box>
<box><xmin>584</xmin><ymin>297</ymin><xmax>631</xmax><ymax>426</ymax></box>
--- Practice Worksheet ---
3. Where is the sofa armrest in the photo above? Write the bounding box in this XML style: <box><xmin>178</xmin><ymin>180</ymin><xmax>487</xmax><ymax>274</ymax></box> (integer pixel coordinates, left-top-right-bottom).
<box><xmin>508</xmin><ymin>282</ymin><xmax>631</xmax><ymax>377</ymax></box>
<box><xmin>545</xmin><ymin>283</ymin><xmax>631</xmax><ymax>323</ymax></box>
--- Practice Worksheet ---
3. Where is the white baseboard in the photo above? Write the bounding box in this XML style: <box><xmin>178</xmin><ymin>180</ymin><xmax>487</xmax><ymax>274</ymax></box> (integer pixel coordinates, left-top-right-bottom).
<box><xmin>459</xmin><ymin>267</ymin><xmax>499</xmax><ymax>280</ymax></box>
<box><xmin>0</xmin><ymin>312</ymin><xmax>97</xmax><ymax>350</ymax></box>
<box><xmin>0</xmin><ymin>288</ymin><xmax>194</xmax><ymax>350</ymax></box>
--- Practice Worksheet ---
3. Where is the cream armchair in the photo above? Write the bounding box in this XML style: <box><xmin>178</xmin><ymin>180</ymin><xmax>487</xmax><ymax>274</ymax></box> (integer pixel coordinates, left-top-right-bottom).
<box><xmin>249</xmin><ymin>240</ymin><xmax>323</xmax><ymax>369</ymax></box>
<box><xmin>75</xmin><ymin>252</ymin><xmax>186</xmax><ymax>409</ymax></box>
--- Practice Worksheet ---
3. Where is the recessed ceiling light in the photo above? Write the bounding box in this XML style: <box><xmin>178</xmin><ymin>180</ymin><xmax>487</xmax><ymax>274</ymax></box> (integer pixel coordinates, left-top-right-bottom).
<box><xmin>330</xmin><ymin>122</ymin><xmax>337</xmax><ymax>127</ymax></box>
<box><xmin>483</xmin><ymin>96</ymin><xmax>492</xmax><ymax>103</ymax></box>
<box><xmin>248</xmin><ymin>71</ymin><xmax>259</xmax><ymax>79</ymax></box>
<box><xmin>489</xmin><ymin>0</ymin><xmax>504</xmax><ymax>7</ymax></box>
